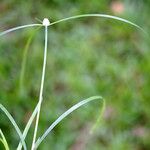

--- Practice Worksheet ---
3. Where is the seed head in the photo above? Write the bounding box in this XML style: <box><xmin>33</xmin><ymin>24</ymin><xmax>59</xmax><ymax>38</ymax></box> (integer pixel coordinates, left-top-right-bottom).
<box><xmin>43</xmin><ymin>18</ymin><xmax>50</xmax><ymax>26</ymax></box>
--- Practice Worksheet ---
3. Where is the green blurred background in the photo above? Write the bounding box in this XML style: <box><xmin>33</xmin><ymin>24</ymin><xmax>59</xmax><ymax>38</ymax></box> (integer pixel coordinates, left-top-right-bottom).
<box><xmin>0</xmin><ymin>0</ymin><xmax>150</xmax><ymax>149</ymax></box>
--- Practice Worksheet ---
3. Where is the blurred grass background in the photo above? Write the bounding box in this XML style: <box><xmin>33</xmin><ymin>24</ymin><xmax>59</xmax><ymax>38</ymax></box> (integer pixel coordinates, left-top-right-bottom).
<box><xmin>0</xmin><ymin>0</ymin><xmax>150</xmax><ymax>149</ymax></box>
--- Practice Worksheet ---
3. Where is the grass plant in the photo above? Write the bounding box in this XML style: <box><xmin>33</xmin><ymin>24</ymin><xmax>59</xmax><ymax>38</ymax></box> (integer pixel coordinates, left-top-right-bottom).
<box><xmin>0</xmin><ymin>14</ymin><xmax>144</xmax><ymax>149</ymax></box>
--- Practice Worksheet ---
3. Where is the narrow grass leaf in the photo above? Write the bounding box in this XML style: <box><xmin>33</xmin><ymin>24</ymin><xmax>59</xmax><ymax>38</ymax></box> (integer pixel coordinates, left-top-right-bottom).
<box><xmin>90</xmin><ymin>99</ymin><xmax>106</xmax><ymax>134</ymax></box>
<box><xmin>35</xmin><ymin>96</ymin><xmax>103</xmax><ymax>149</ymax></box>
<box><xmin>0</xmin><ymin>129</ymin><xmax>9</xmax><ymax>150</ymax></box>
<box><xmin>0</xmin><ymin>24</ymin><xmax>42</xmax><ymax>37</ymax></box>
<box><xmin>17</xmin><ymin>103</ymin><xmax>39</xmax><ymax>150</ymax></box>
<box><xmin>50</xmin><ymin>14</ymin><xmax>144</xmax><ymax>32</ymax></box>
<box><xmin>0</xmin><ymin>104</ymin><xmax>27</xmax><ymax>150</ymax></box>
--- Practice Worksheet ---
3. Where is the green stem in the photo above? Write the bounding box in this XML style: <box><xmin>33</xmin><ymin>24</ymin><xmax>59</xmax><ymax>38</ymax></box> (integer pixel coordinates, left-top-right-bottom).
<box><xmin>31</xmin><ymin>26</ymin><xmax>48</xmax><ymax>150</ymax></box>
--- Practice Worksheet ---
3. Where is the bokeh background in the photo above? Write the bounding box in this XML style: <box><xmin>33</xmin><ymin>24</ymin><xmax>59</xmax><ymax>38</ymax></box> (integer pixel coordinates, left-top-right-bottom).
<box><xmin>0</xmin><ymin>0</ymin><xmax>150</xmax><ymax>149</ymax></box>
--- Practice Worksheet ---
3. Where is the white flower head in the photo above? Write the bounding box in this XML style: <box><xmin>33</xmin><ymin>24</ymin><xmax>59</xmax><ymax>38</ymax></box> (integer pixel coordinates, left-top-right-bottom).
<box><xmin>42</xmin><ymin>18</ymin><xmax>50</xmax><ymax>26</ymax></box>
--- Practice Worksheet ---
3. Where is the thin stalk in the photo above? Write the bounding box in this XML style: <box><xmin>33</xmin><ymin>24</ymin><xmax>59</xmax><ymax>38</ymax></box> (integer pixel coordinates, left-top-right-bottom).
<box><xmin>31</xmin><ymin>26</ymin><xmax>48</xmax><ymax>150</ymax></box>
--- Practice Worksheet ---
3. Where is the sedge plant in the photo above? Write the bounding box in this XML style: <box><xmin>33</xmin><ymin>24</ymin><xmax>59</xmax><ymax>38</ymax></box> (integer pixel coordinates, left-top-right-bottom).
<box><xmin>0</xmin><ymin>14</ymin><xmax>145</xmax><ymax>149</ymax></box>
